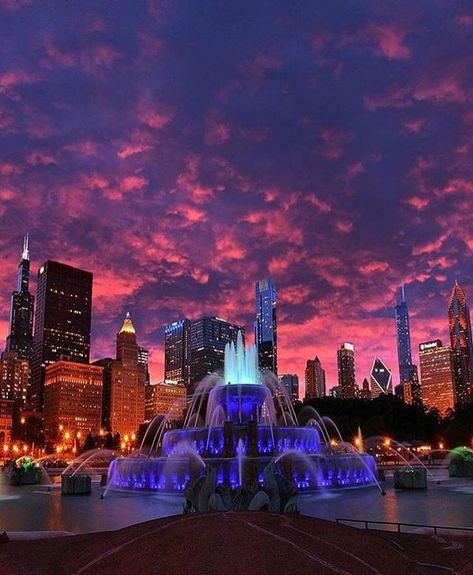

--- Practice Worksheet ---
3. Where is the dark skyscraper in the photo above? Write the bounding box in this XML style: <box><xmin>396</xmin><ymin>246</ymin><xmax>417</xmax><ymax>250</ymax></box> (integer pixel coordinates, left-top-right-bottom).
<box><xmin>370</xmin><ymin>357</ymin><xmax>393</xmax><ymax>398</ymax></box>
<box><xmin>255</xmin><ymin>278</ymin><xmax>277</xmax><ymax>375</ymax></box>
<box><xmin>448</xmin><ymin>280</ymin><xmax>473</xmax><ymax>405</ymax></box>
<box><xmin>189</xmin><ymin>317</ymin><xmax>243</xmax><ymax>392</ymax></box>
<box><xmin>164</xmin><ymin>319</ymin><xmax>191</xmax><ymax>387</ymax></box>
<box><xmin>6</xmin><ymin>235</ymin><xmax>34</xmax><ymax>360</ymax></box>
<box><xmin>337</xmin><ymin>342</ymin><xmax>356</xmax><ymax>399</ymax></box>
<box><xmin>394</xmin><ymin>286</ymin><xmax>420</xmax><ymax>403</ymax></box>
<box><xmin>305</xmin><ymin>357</ymin><xmax>326</xmax><ymax>400</ymax></box>
<box><xmin>30</xmin><ymin>261</ymin><xmax>93</xmax><ymax>410</ymax></box>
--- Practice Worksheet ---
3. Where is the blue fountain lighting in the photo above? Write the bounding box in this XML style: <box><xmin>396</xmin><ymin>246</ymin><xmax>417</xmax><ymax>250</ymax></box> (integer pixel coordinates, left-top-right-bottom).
<box><xmin>107</xmin><ymin>334</ymin><xmax>378</xmax><ymax>493</ymax></box>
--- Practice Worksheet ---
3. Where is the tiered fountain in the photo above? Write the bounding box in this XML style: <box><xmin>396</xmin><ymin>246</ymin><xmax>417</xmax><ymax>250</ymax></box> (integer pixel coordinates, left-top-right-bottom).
<box><xmin>107</xmin><ymin>333</ymin><xmax>377</xmax><ymax>493</ymax></box>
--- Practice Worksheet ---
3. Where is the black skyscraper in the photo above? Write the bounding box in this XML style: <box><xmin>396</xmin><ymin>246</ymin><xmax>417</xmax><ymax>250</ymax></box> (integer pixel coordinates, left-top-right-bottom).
<box><xmin>6</xmin><ymin>236</ymin><xmax>34</xmax><ymax>360</ymax></box>
<box><xmin>189</xmin><ymin>317</ymin><xmax>243</xmax><ymax>393</ymax></box>
<box><xmin>30</xmin><ymin>261</ymin><xmax>93</xmax><ymax>410</ymax></box>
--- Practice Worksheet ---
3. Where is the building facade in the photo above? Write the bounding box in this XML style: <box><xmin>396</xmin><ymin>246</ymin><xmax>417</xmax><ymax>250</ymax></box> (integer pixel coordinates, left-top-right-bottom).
<box><xmin>95</xmin><ymin>314</ymin><xmax>146</xmax><ymax>437</ymax></box>
<box><xmin>337</xmin><ymin>343</ymin><xmax>356</xmax><ymax>399</ymax></box>
<box><xmin>6</xmin><ymin>236</ymin><xmax>34</xmax><ymax>361</ymax></box>
<box><xmin>0</xmin><ymin>400</ymin><xmax>14</xmax><ymax>445</ymax></box>
<box><xmin>279</xmin><ymin>374</ymin><xmax>299</xmax><ymax>401</ymax></box>
<box><xmin>448</xmin><ymin>281</ymin><xmax>473</xmax><ymax>405</ymax></box>
<box><xmin>30</xmin><ymin>261</ymin><xmax>93</xmax><ymax>411</ymax></box>
<box><xmin>0</xmin><ymin>351</ymin><xmax>29</xmax><ymax>404</ymax></box>
<box><xmin>138</xmin><ymin>346</ymin><xmax>150</xmax><ymax>386</ymax></box>
<box><xmin>164</xmin><ymin>319</ymin><xmax>191</xmax><ymax>387</ymax></box>
<box><xmin>145</xmin><ymin>381</ymin><xmax>187</xmax><ymax>422</ymax></box>
<box><xmin>255</xmin><ymin>278</ymin><xmax>277</xmax><ymax>375</ymax></box>
<box><xmin>304</xmin><ymin>357</ymin><xmax>326</xmax><ymax>400</ymax></box>
<box><xmin>370</xmin><ymin>357</ymin><xmax>393</xmax><ymax>399</ymax></box>
<box><xmin>419</xmin><ymin>340</ymin><xmax>456</xmax><ymax>416</ymax></box>
<box><xmin>394</xmin><ymin>286</ymin><xmax>420</xmax><ymax>404</ymax></box>
<box><xmin>360</xmin><ymin>377</ymin><xmax>371</xmax><ymax>400</ymax></box>
<box><xmin>43</xmin><ymin>360</ymin><xmax>103</xmax><ymax>439</ymax></box>
<box><xmin>189</xmin><ymin>317</ymin><xmax>243</xmax><ymax>392</ymax></box>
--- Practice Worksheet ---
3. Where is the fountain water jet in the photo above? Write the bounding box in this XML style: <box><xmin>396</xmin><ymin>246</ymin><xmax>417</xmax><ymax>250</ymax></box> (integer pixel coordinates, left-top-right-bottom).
<box><xmin>107</xmin><ymin>334</ymin><xmax>378</xmax><ymax>493</ymax></box>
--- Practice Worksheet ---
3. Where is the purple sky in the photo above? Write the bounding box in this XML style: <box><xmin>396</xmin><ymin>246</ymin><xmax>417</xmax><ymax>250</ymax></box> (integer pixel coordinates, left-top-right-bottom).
<box><xmin>1</xmin><ymin>1</ymin><xmax>472</xmax><ymax>395</ymax></box>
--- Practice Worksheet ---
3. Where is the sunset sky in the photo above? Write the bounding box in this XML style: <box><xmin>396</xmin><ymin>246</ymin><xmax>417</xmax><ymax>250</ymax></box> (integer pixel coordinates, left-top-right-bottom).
<box><xmin>0</xmin><ymin>1</ymin><xmax>472</xmax><ymax>394</ymax></box>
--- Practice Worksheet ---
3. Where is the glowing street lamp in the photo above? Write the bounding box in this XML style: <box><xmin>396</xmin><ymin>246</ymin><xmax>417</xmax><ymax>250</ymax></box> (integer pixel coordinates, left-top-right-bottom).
<box><xmin>383</xmin><ymin>438</ymin><xmax>391</xmax><ymax>448</ymax></box>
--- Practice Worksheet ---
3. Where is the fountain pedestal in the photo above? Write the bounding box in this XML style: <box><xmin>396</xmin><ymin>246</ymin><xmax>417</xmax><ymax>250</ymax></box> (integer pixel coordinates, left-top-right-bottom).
<box><xmin>393</xmin><ymin>468</ymin><xmax>427</xmax><ymax>490</ymax></box>
<box><xmin>61</xmin><ymin>474</ymin><xmax>92</xmax><ymax>495</ymax></box>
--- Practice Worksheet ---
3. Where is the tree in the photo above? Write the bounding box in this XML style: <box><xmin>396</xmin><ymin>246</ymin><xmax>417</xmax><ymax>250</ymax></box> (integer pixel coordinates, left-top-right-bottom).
<box><xmin>82</xmin><ymin>433</ymin><xmax>95</xmax><ymax>452</ymax></box>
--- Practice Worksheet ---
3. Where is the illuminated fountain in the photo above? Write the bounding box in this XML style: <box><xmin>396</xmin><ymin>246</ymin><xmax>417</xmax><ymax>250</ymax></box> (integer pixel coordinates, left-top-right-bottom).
<box><xmin>107</xmin><ymin>333</ymin><xmax>377</xmax><ymax>493</ymax></box>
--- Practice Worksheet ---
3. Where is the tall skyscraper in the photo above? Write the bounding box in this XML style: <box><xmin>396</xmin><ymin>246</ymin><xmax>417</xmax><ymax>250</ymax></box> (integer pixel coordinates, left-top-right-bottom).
<box><xmin>370</xmin><ymin>357</ymin><xmax>393</xmax><ymax>399</ymax></box>
<box><xmin>6</xmin><ymin>235</ymin><xmax>34</xmax><ymax>360</ymax></box>
<box><xmin>279</xmin><ymin>374</ymin><xmax>299</xmax><ymax>401</ymax></box>
<box><xmin>394</xmin><ymin>286</ymin><xmax>420</xmax><ymax>404</ymax></box>
<box><xmin>255</xmin><ymin>278</ymin><xmax>277</xmax><ymax>375</ymax></box>
<box><xmin>448</xmin><ymin>280</ymin><xmax>473</xmax><ymax>405</ymax></box>
<box><xmin>419</xmin><ymin>340</ymin><xmax>455</xmax><ymax>416</ymax></box>
<box><xmin>337</xmin><ymin>343</ymin><xmax>356</xmax><ymax>399</ymax></box>
<box><xmin>305</xmin><ymin>357</ymin><xmax>326</xmax><ymax>400</ymax></box>
<box><xmin>164</xmin><ymin>319</ymin><xmax>191</xmax><ymax>387</ymax></box>
<box><xmin>94</xmin><ymin>313</ymin><xmax>146</xmax><ymax>436</ymax></box>
<box><xmin>189</xmin><ymin>317</ymin><xmax>243</xmax><ymax>391</ymax></box>
<box><xmin>30</xmin><ymin>261</ymin><xmax>93</xmax><ymax>411</ymax></box>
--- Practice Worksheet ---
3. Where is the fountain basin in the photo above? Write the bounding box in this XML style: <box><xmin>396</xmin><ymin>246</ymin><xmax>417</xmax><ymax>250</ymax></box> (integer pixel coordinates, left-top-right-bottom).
<box><xmin>107</xmin><ymin>453</ymin><xmax>377</xmax><ymax>493</ymax></box>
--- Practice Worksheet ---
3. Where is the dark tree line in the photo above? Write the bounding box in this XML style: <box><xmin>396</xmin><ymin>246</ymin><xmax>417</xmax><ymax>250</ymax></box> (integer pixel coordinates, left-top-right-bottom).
<box><xmin>295</xmin><ymin>395</ymin><xmax>473</xmax><ymax>448</ymax></box>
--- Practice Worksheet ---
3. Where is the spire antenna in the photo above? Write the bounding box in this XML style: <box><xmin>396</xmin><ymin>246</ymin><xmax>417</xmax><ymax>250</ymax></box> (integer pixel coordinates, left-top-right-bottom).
<box><xmin>22</xmin><ymin>234</ymin><xmax>29</xmax><ymax>261</ymax></box>
<box><xmin>401</xmin><ymin>284</ymin><xmax>406</xmax><ymax>303</ymax></box>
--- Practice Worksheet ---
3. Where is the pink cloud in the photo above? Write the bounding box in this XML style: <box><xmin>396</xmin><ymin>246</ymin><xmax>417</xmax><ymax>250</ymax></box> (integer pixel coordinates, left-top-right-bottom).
<box><xmin>139</xmin><ymin>106</ymin><xmax>174</xmax><ymax>129</ymax></box>
<box><xmin>403</xmin><ymin>118</ymin><xmax>425</xmax><ymax>133</ymax></box>
<box><xmin>26</xmin><ymin>151</ymin><xmax>57</xmax><ymax>166</ymax></box>
<box><xmin>359</xmin><ymin>261</ymin><xmax>389</xmax><ymax>275</ymax></box>
<box><xmin>364</xmin><ymin>23</ymin><xmax>411</xmax><ymax>60</ymax></box>
<box><xmin>120</xmin><ymin>175</ymin><xmax>149</xmax><ymax>192</ymax></box>
<box><xmin>335</xmin><ymin>220</ymin><xmax>353</xmax><ymax>233</ymax></box>
<box><xmin>319</xmin><ymin>128</ymin><xmax>352</xmax><ymax>160</ymax></box>
<box><xmin>405</xmin><ymin>196</ymin><xmax>429</xmax><ymax>210</ymax></box>
<box><xmin>64</xmin><ymin>140</ymin><xmax>100</xmax><ymax>156</ymax></box>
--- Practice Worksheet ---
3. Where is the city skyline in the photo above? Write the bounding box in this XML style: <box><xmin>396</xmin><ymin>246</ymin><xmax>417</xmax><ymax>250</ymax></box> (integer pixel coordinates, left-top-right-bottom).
<box><xmin>0</xmin><ymin>2</ymin><xmax>472</xmax><ymax>396</ymax></box>
<box><xmin>1</xmin><ymin>236</ymin><xmax>471</xmax><ymax>397</ymax></box>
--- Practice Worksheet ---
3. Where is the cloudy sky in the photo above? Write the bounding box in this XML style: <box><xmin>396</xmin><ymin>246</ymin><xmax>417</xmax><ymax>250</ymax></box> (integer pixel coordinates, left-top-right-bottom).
<box><xmin>0</xmin><ymin>0</ymin><xmax>472</xmax><ymax>394</ymax></box>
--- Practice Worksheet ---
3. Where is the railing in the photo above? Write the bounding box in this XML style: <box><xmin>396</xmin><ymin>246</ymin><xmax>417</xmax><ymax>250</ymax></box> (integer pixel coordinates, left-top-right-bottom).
<box><xmin>335</xmin><ymin>518</ymin><xmax>473</xmax><ymax>535</ymax></box>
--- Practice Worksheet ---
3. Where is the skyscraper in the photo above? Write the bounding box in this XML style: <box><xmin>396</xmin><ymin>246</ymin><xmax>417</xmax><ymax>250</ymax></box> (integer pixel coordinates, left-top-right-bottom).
<box><xmin>189</xmin><ymin>317</ymin><xmax>243</xmax><ymax>392</ymax></box>
<box><xmin>43</xmin><ymin>360</ymin><xmax>103</xmax><ymax>439</ymax></box>
<box><xmin>394</xmin><ymin>286</ymin><xmax>420</xmax><ymax>404</ymax></box>
<box><xmin>279</xmin><ymin>374</ymin><xmax>299</xmax><ymax>401</ymax></box>
<box><xmin>30</xmin><ymin>261</ymin><xmax>93</xmax><ymax>411</ymax></box>
<box><xmin>419</xmin><ymin>340</ymin><xmax>455</xmax><ymax>415</ymax></box>
<box><xmin>138</xmin><ymin>346</ymin><xmax>150</xmax><ymax>386</ymax></box>
<box><xmin>94</xmin><ymin>313</ymin><xmax>146</xmax><ymax>435</ymax></box>
<box><xmin>448</xmin><ymin>280</ymin><xmax>473</xmax><ymax>405</ymax></box>
<box><xmin>304</xmin><ymin>357</ymin><xmax>326</xmax><ymax>400</ymax></box>
<box><xmin>0</xmin><ymin>351</ymin><xmax>29</xmax><ymax>404</ymax></box>
<box><xmin>6</xmin><ymin>235</ymin><xmax>34</xmax><ymax>360</ymax></box>
<box><xmin>255</xmin><ymin>278</ymin><xmax>277</xmax><ymax>375</ymax></box>
<box><xmin>370</xmin><ymin>357</ymin><xmax>393</xmax><ymax>399</ymax></box>
<box><xmin>337</xmin><ymin>343</ymin><xmax>356</xmax><ymax>399</ymax></box>
<box><xmin>145</xmin><ymin>380</ymin><xmax>186</xmax><ymax>422</ymax></box>
<box><xmin>164</xmin><ymin>319</ymin><xmax>191</xmax><ymax>388</ymax></box>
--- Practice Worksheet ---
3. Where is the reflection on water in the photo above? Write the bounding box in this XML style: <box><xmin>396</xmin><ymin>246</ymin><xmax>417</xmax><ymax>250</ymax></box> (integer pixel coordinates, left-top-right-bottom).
<box><xmin>2</xmin><ymin>469</ymin><xmax>473</xmax><ymax>533</ymax></box>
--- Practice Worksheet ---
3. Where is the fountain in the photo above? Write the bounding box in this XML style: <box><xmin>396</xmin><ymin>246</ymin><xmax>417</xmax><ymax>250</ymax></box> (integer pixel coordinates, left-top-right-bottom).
<box><xmin>107</xmin><ymin>333</ymin><xmax>377</xmax><ymax>493</ymax></box>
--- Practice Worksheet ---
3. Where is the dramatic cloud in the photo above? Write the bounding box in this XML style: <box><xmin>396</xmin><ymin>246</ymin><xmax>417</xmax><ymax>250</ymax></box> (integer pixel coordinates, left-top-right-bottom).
<box><xmin>0</xmin><ymin>0</ymin><xmax>472</xmax><ymax>395</ymax></box>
